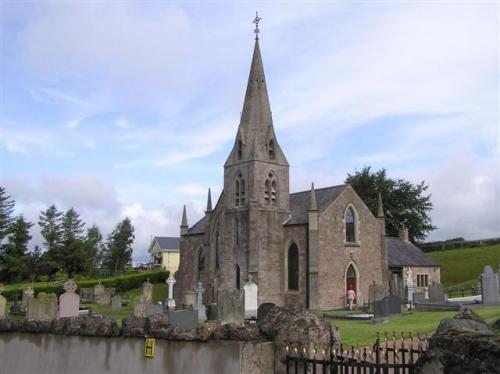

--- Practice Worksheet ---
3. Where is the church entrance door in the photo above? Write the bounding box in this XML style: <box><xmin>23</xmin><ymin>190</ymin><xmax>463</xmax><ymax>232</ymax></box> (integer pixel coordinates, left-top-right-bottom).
<box><xmin>346</xmin><ymin>265</ymin><xmax>357</xmax><ymax>302</ymax></box>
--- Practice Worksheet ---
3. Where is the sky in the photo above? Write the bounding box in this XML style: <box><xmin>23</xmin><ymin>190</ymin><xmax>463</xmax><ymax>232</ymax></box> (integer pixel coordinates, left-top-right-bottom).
<box><xmin>0</xmin><ymin>1</ymin><xmax>498</xmax><ymax>263</ymax></box>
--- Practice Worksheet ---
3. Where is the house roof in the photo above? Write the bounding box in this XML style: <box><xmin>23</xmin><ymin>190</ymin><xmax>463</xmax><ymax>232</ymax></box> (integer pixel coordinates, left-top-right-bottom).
<box><xmin>153</xmin><ymin>236</ymin><xmax>180</xmax><ymax>251</ymax></box>
<box><xmin>286</xmin><ymin>185</ymin><xmax>348</xmax><ymax>225</ymax></box>
<box><xmin>387</xmin><ymin>237</ymin><xmax>439</xmax><ymax>268</ymax></box>
<box><xmin>185</xmin><ymin>184</ymin><xmax>348</xmax><ymax>234</ymax></box>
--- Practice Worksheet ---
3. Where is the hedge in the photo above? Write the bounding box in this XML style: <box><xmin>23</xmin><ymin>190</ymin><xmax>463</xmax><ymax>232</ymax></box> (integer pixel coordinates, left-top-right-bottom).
<box><xmin>1</xmin><ymin>270</ymin><xmax>168</xmax><ymax>301</ymax></box>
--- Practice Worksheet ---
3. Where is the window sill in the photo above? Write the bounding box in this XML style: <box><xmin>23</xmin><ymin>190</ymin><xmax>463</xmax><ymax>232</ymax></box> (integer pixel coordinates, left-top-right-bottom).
<box><xmin>344</xmin><ymin>242</ymin><xmax>360</xmax><ymax>248</ymax></box>
<box><xmin>287</xmin><ymin>290</ymin><xmax>300</xmax><ymax>294</ymax></box>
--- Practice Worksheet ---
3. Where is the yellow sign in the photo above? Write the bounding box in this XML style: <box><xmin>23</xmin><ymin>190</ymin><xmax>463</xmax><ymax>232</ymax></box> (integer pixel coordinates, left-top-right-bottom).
<box><xmin>144</xmin><ymin>338</ymin><xmax>155</xmax><ymax>358</ymax></box>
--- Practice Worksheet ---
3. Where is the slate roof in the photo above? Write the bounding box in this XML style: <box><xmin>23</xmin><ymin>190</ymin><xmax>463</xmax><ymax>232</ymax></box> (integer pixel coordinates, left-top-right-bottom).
<box><xmin>153</xmin><ymin>236</ymin><xmax>180</xmax><ymax>251</ymax></box>
<box><xmin>185</xmin><ymin>184</ymin><xmax>348</xmax><ymax>234</ymax></box>
<box><xmin>387</xmin><ymin>237</ymin><xmax>439</xmax><ymax>268</ymax></box>
<box><xmin>286</xmin><ymin>185</ymin><xmax>348</xmax><ymax>225</ymax></box>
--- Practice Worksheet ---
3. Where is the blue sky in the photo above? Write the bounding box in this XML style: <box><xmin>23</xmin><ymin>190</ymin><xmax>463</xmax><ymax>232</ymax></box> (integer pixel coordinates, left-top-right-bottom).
<box><xmin>1</xmin><ymin>1</ymin><xmax>498</xmax><ymax>263</ymax></box>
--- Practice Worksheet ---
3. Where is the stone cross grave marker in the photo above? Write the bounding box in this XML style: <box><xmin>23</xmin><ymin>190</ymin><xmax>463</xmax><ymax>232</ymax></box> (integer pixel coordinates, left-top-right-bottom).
<box><xmin>428</xmin><ymin>284</ymin><xmax>445</xmax><ymax>303</ymax></box>
<box><xmin>217</xmin><ymin>289</ymin><xmax>245</xmax><ymax>326</ymax></box>
<box><xmin>22</xmin><ymin>287</ymin><xmax>34</xmax><ymax>306</ymax></box>
<box><xmin>403</xmin><ymin>268</ymin><xmax>414</xmax><ymax>304</ymax></box>
<box><xmin>111</xmin><ymin>294</ymin><xmax>122</xmax><ymax>312</ymax></box>
<box><xmin>243</xmin><ymin>276</ymin><xmax>258</xmax><ymax>319</ymax></box>
<box><xmin>481</xmin><ymin>265</ymin><xmax>499</xmax><ymax>305</ymax></box>
<box><xmin>0</xmin><ymin>284</ymin><xmax>6</xmax><ymax>319</ymax></box>
<box><xmin>166</xmin><ymin>274</ymin><xmax>176</xmax><ymax>311</ymax></box>
<box><xmin>27</xmin><ymin>292</ymin><xmax>57</xmax><ymax>321</ymax></box>
<box><xmin>143</xmin><ymin>279</ymin><xmax>153</xmax><ymax>304</ymax></box>
<box><xmin>194</xmin><ymin>282</ymin><xmax>207</xmax><ymax>321</ymax></box>
<box><xmin>59</xmin><ymin>279</ymin><xmax>80</xmax><ymax>318</ymax></box>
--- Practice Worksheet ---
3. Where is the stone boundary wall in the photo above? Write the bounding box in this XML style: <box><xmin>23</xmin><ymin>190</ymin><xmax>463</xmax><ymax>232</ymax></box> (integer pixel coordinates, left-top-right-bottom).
<box><xmin>0</xmin><ymin>332</ymin><xmax>274</xmax><ymax>374</ymax></box>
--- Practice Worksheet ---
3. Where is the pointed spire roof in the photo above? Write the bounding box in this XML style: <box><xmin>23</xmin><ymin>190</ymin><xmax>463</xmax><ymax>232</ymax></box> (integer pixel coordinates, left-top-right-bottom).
<box><xmin>308</xmin><ymin>183</ymin><xmax>318</xmax><ymax>211</ymax></box>
<box><xmin>206</xmin><ymin>188</ymin><xmax>212</xmax><ymax>212</ymax></box>
<box><xmin>377</xmin><ymin>192</ymin><xmax>384</xmax><ymax>218</ymax></box>
<box><xmin>181</xmin><ymin>205</ymin><xmax>188</xmax><ymax>227</ymax></box>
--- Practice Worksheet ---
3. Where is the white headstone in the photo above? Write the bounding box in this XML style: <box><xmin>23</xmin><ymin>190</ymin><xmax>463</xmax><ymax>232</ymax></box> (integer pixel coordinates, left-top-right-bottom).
<box><xmin>166</xmin><ymin>274</ymin><xmax>176</xmax><ymax>311</ymax></box>
<box><xmin>243</xmin><ymin>276</ymin><xmax>258</xmax><ymax>319</ymax></box>
<box><xmin>142</xmin><ymin>279</ymin><xmax>153</xmax><ymax>304</ymax></box>
<box><xmin>133</xmin><ymin>296</ymin><xmax>146</xmax><ymax>318</ymax></box>
<box><xmin>403</xmin><ymin>268</ymin><xmax>414</xmax><ymax>305</ymax></box>
<box><xmin>22</xmin><ymin>287</ymin><xmax>34</xmax><ymax>306</ymax></box>
<box><xmin>59</xmin><ymin>279</ymin><xmax>80</xmax><ymax>318</ymax></box>
<box><xmin>0</xmin><ymin>284</ymin><xmax>6</xmax><ymax>319</ymax></box>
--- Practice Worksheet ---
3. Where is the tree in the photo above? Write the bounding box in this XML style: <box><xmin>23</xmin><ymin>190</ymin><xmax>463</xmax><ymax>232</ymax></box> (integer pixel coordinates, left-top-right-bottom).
<box><xmin>345</xmin><ymin>166</ymin><xmax>436</xmax><ymax>242</ymax></box>
<box><xmin>38</xmin><ymin>205</ymin><xmax>63</xmax><ymax>262</ymax></box>
<box><xmin>84</xmin><ymin>224</ymin><xmax>104</xmax><ymax>276</ymax></box>
<box><xmin>0</xmin><ymin>215</ymin><xmax>33</xmax><ymax>282</ymax></box>
<box><xmin>0</xmin><ymin>187</ymin><xmax>15</xmax><ymax>244</ymax></box>
<box><xmin>61</xmin><ymin>208</ymin><xmax>85</xmax><ymax>243</ymax></box>
<box><xmin>102</xmin><ymin>217</ymin><xmax>135</xmax><ymax>276</ymax></box>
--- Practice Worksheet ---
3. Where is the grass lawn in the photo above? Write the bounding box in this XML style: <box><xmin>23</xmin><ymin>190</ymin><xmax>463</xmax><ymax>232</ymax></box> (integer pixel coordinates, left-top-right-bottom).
<box><xmin>330</xmin><ymin>306</ymin><xmax>500</xmax><ymax>347</ymax></box>
<box><xmin>428</xmin><ymin>244</ymin><xmax>500</xmax><ymax>287</ymax></box>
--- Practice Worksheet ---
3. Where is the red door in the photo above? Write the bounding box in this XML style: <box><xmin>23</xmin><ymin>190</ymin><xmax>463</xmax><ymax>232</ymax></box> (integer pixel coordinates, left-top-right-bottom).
<box><xmin>346</xmin><ymin>265</ymin><xmax>357</xmax><ymax>302</ymax></box>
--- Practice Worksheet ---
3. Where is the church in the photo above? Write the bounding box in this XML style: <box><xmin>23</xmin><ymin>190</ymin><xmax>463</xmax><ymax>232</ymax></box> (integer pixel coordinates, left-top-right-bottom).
<box><xmin>174</xmin><ymin>29</ymin><xmax>439</xmax><ymax>310</ymax></box>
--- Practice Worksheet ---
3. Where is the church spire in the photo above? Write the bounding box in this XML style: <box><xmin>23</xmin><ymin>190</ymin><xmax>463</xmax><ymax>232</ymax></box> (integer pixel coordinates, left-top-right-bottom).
<box><xmin>206</xmin><ymin>188</ymin><xmax>212</xmax><ymax>212</ymax></box>
<box><xmin>377</xmin><ymin>192</ymin><xmax>384</xmax><ymax>218</ymax></box>
<box><xmin>180</xmin><ymin>205</ymin><xmax>188</xmax><ymax>235</ymax></box>
<box><xmin>308</xmin><ymin>183</ymin><xmax>318</xmax><ymax>211</ymax></box>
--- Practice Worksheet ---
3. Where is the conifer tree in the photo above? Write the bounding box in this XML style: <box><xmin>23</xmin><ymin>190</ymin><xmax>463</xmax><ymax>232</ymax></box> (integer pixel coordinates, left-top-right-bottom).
<box><xmin>0</xmin><ymin>215</ymin><xmax>33</xmax><ymax>282</ymax></box>
<box><xmin>0</xmin><ymin>187</ymin><xmax>15</xmax><ymax>244</ymax></box>
<box><xmin>102</xmin><ymin>217</ymin><xmax>135</xmax><ymax>276</ymax></box>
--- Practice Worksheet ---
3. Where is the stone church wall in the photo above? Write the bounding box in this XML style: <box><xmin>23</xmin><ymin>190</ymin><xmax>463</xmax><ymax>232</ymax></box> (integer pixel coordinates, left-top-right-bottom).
<box><xmin>282</xmin><ymin>225</ymin><xmax>308</xmax><ymax>308</ymax></box>
<box><xmin>175</xmin><ymin>234</ymin><xmax>205</xmax><ymax>305</ymax></box>
<box><xmin>317</xmin><ymin>186</ymin><xmax>384</xmax><ymax>309</ymax></box>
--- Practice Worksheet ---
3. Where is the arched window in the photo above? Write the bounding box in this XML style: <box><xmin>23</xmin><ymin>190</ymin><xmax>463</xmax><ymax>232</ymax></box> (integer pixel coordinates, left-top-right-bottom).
<box><xmin>287</xmin><ymin>243</ymin><xmax>299</xmax><ymax>291</ymax></box>
<box><xmin>235</xmin><ymin>173</ymin><xmax>245</xmax><ymax>207</ymax></box>
<box><xmin>265</xmin><ymin>173</ymin><xmax>277</xmax><ymax>206</ymax></box>
<box><xmin>237</xmin><ymin>140</ymin><xmax>243</xmax><ymax>160</ymax></box>
<box><xmin>235</xmin><ymin>180</ymin><xmax>240</xmax><ymax>206</ymax></box>
<box><xmin>240</xmin><ymin>179</ymin><xmax>246</xmax><ymax>205</ymax></box>
<box><xmin>198</xmin><ymin>248</ymin><xmax>205</xmax><ymax>280</ymax></box>
<box><xmin>215</xmin><ymin>232</ymin><xmax>220</xmax><ymax>269</ymax></box>
<box><xmin>235</xmin><ymin>218</ymin><xmax>240</xmax><ymax>245</ymax></box>
<box><xmin>235</xmin><ymin>264</ymin><xmax>241</xmax><ymax>290</ymax></box>
<box><xmin>345</xmin><ymin>207</ymin><xmax>356</xmax><ymax>243</ymax></box>
<box><xmin>269</xmin><ymin>140</ymin><xmax>275</xmax><ymax>159</ymax></box>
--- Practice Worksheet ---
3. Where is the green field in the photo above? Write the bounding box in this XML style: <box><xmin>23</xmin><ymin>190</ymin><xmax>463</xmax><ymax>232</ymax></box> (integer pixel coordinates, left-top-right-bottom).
<box><xmin>428</xmin><ymin>243</ymin><xmax>500</xmax><ymax>287</ymax></box>
<box><xmin>326</xmin><ymin>306</ymin><xmax>500</xmax><ymax>347</ymax></box>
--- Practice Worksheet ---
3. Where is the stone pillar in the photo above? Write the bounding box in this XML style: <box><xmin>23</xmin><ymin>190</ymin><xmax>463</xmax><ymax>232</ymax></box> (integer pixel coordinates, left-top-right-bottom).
<box><xmin>307</xmin><ymin>183</ymin><xmax>319</xmax><ymax>310</ymax></box>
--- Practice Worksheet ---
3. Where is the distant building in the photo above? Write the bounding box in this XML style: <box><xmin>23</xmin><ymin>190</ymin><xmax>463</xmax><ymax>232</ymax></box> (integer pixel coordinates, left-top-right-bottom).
<box><xmin>148</xmin><ymin>236</ymin><xmax>181</xmax><ymax>273</ymax></box>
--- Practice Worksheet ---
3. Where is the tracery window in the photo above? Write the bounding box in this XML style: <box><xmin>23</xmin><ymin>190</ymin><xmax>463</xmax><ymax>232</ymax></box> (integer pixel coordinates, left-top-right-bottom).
<box><xmin>269</xmin><ymin>140</ymin><xmax>275</xmax><ymax>159</ymax></box>
<box><xmin>264</xmin><ymin>173</ymin><xmax>277</xmax><ymax>206</ymax></box>
<box><xmin>235</xmin><ymin>173</ymin><xmax>245</xmax><ymax>207</ymax></box>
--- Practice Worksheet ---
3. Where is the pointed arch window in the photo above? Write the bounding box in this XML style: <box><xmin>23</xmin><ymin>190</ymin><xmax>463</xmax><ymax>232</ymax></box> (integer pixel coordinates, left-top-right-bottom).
<box><xmin>264</xmin><ymin>173</ymin><xmax>277</xmax><ymax>206</ymax></box>
<box><xmin>269</xmin><ymin>140</ymin><xmax>275</xmax><ymax>159</ymax></box>
<box><xmin>235</xmin><ymin>264</ymin><xmax>241</xmax><ymax>290</ymax></box>
<box><xmin>198</xmin><ymin>247</ymin><xmax>205</xmax><ymax>280</ymax></box>
<box><xmin>345</xmin><ymin>207</ymin><xmax>356</xmax><ymax>243</ymax></box>
<box><xmin>237</xmin><ymin>140</ymin><xmax>243</xmax><ymax>160</ymax></box>
<box><xmin>235</xmin><ymin>173</ymin><xmax>246</xmax><ymax>207</ymax></box>
<box><xmin>287</xmin><ymin>243</ymin><xmax>299</xmax><ymax>291</ymax></box>
<box><xmin>215</xmin><ymin>231</ymin><xmax>220</xmax><ymax>270</ymax></box>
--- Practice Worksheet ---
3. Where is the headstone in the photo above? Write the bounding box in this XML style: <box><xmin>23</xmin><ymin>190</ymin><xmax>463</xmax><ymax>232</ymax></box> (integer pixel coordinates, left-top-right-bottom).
<box><xmin>368</xmin><ymin>282</ymin><xmax>385</xmax><ymax>311</ymax></box>
<box><xmin>194</xmin><ymin>282</ymin><xmax>207</xmax><ymax>321</ymax></box>
<box><xmin>185</xmin><ymin>289</ymin><xmax>196</xmax><ymax>308</ymax></box>
<box><xmin>481</xmin><ymin>265</ymin><xmax>499</xmax><ymax>305</ymax></box>
<box><xmin>207</xmin><ymin>303</ymin><xmax>218</xmax><ymax>320</ymax></box>
<box><xmin>257</xmin><ymin>302</ymin><xmax>275</xmax><ymax>321</ymax></box>
<box><xmin>133</xmin><ymin>296</ymin><xmax>147</xmax><ymax>318</ymax></box>
<box><xmin>79</xmin><ymin>288</ymin><xmax>94</xmax><ymax>303</ymax></box>
<box><xmin>142</xmin><ymin>279</ymin><xmax>154</xmax><ymax>304</ymax></box>
<box><xmin>22</xmin><ymin>287</ymin><xmax>34</xmax><ymax>306</ymax></box>
<box><xmin>145</xmin><ymin>304</ymin><xmax>164</xmax><ymax>317</ymax></box>
<box><xmin>373</xmin><ymin>299</ymin><xmax>387</xmax><ymax>319</ymax></box>
<box><xmin>386</xmin><ymin>295</ymin><xmax>402</xmax><ymax>315</ymax></box>
<box><xmin>166</xmin><ymin>274</ymin><xmax>176</xmax><ymax>311</ymax></box>
<box><xmin>217</xmin><ymin>289</ymin><xmax>245</xmax><ymax>326</ymax></box>
<box><xmin>0</xmin><ymin>284</ymin><xmax>6</xmax><ymax>319</ymax></box>
<box><xmin>243</xmin><ymin>276</ymin><xmax>258</xmax><ymax>319</ymax></box>
<box><xmin>403</xmin><ymin>268</ymin><xmax>414</xmax><ymax>304</ymax></box>
<box><xmin>167</xmin><ymin>310</ymin><xmax>198</xmax><ymax>330</ymax></box>
<box><xmin>428</xmin><ymin>284</ymin><xmax>445</xmax><ymax>303</ymax></box>
<box><xmin>59</xmin><ymin>279</ymin><xmax>80</xmax><ymax>318</ymax></box>
<box><xmin>94</xmin><ymin>283</ymin><xmax>112</xmax><ymax>306</ymax></box>
<box><xmin>111</xmin><ymin>295</ymin><xmax>122</xmax><ymax>312</ymax></box>
<box><xmin>27</xmin><ymin>292</ymin><xmax>57</xmax><ymax>321</ymax></box>
<box><xmin>412</xmin><ymin>292</ymin><xmax>426</xmax><ymax>305</ymax></box>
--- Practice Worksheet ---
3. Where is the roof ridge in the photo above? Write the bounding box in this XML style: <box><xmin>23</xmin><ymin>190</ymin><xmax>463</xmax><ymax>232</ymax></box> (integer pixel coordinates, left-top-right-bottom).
<box><xmin>290</xmin><ymin>184</ymin><xmax>347</xmax><ymax>196</ymax></box>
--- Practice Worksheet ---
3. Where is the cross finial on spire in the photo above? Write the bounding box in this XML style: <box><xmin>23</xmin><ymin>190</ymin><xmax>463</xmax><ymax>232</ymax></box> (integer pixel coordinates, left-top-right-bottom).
<box><xmin>253</xmin><ymin>11</ymin><xmax>262</xmax><ymax>40</ymax></box>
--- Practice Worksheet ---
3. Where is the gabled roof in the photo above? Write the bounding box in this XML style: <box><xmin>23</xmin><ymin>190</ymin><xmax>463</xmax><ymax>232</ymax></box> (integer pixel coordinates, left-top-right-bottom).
<box><xmin>286</xmin><ymin>185</ymin><xmax>348</xmax><ymax>225</ymax></box>
<box><xmin>387</xmin><ymin>237</ymin><xmax>439</xmax><ymax>268</ymax></box>
<box><xmin>187</xmin><ymin>217</ymin><xmax>206</xmax><ymax>235</ymax></box>
<box><xmin>153</xmin><ymin>236</ymin><xmax>180</xmax><ymax>251</ymax></box>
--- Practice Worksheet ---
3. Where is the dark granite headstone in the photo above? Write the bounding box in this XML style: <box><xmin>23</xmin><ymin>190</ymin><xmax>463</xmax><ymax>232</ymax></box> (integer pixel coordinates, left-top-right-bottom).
<box><xmin>257</xmin><ymin>302</ymin><xmax>276</xmax><ymax>321</ymax></box>
<box><xmin>373</xmin><ymin>299</ymin><xmax>387</xmax><ymax>319</ymax></box>
<box><xmin>386</xmin><ymin>295</ymin><xmax>402</xmax><ymax>315</ymax></box>
<box><xmin>413</xmin><ymin>292</ymin><xmax>426</xmax><ymax>305</ymax></box>
<box><xmin>167</xmin><ymin>310</ymin><xmax>198</xmax><ymax>330</ymax></box>
<box><xmin>428</xmin><ymin>284</ymin><xmax>445</xmax><ymax>303</ymax></box>
<box><xmin>145</xmin><ymin>304</ymin><xmax>164</xmax><ymax>317</ymax></box>
<box><xmin>207</xmin><ymin>303</ymin><xmax>218</xmax><ymax>321</ymax></box>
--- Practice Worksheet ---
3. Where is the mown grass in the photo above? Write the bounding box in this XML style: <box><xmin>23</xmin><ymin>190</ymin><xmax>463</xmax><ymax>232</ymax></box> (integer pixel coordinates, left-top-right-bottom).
<box><xmin>329</xmin><ymin>306</ymin><xmax>500</xmax><ymax>347</ymax></box>
<box><xmin>428</xmin><ymin>243</ymin><xmax>500</xmax><ymax>287</ymax></box>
